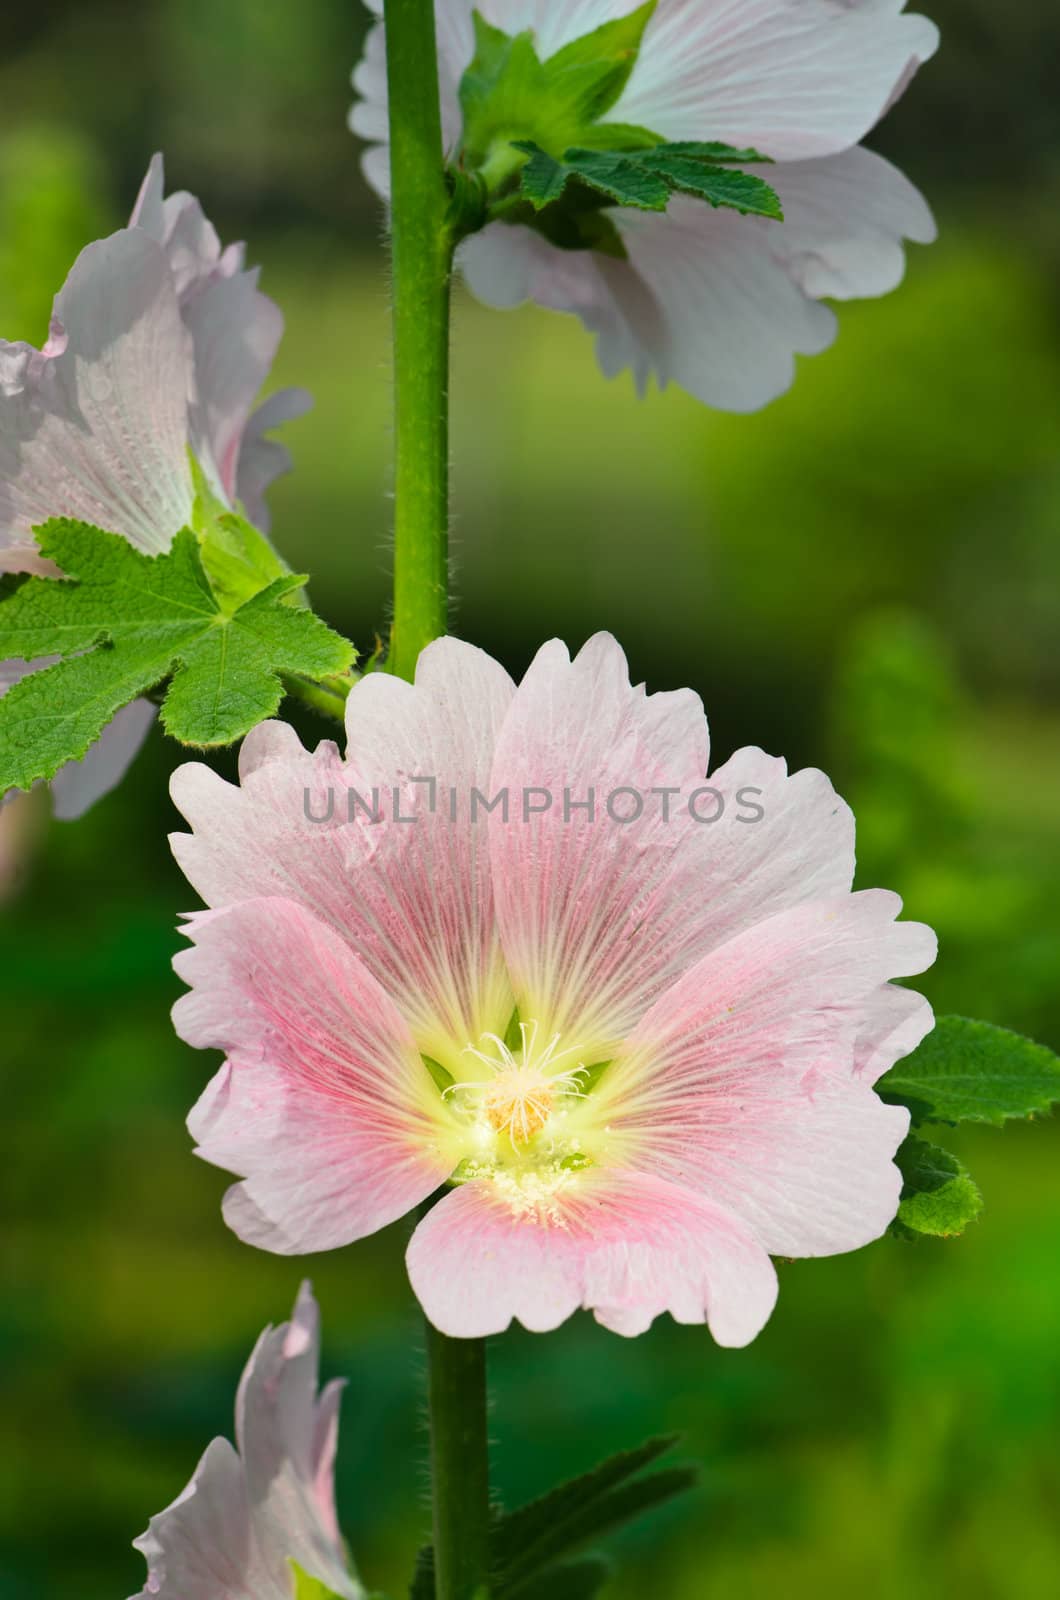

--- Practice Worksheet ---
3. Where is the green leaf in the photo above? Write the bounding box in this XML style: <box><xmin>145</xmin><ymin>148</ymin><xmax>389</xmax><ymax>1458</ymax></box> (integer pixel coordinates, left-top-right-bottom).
<box><xmin>542</xmin><ymin>1</ymin><xmax>658</xmax><ymax>123</ymax></box>
<box><xmin>892</xmin><ymin>1134</ymin><xmax>984</xmax><ymax>1238</ymax></box>
<box><xmin>458</xmin><ymin>6</ymin><xmax>657</xmax><ymax>175</ymax></box>
<box><xmin>511</xmin><ymin>141</ymin><xmax>781</xmax><ymax>227</ymax></box>
<box><xmin>647</xmin><ymin>140</ymin><xmax>774</xmax><ymax>165</ymax></box>
<box><xmin>189</xmin><ymin>452</ymin><xmax>290</xmax><ymax>609</ymax></box>
<box><xmin>408</xmin><ymin>1544</ymin><xmax>434</xmax><ymax>1600</ymax></box>
<box><xmin>636</xmin><ymin>152</ymin><xmax>784</xmax><ymax>219</ymax></box>
<box><xmin>574</xmin><ymin>121</ymin><xmax>663</xmax><ymax>153</ymax></box>
<box><xmin>0</xmin><ymin>519</ymin><xmax>355</xmax><ymax>793</ymax></box>
<box><xmin>460</xmin><ymin>15</ymin><xmax>550</xmax><ymax>169</ymax></box>
<box><xmin>494</xmin><ymin>1436</ymin><xmax>694</xmax><ymax>1593</ymax></box>
<box><xmin>422</xmin><ymin>1054</ymin><xmax>456</xmax><ymax>1093</ymax></box>
<box><xmin>515</xmin><ymin>143</ymin><xmax>573</xmax><ymax>209</ymax></box>
<box><xmin>513</xmin><ymin>141</ymin><xmax>668</xmax><ymax>212</ymax></box>
<box><xmin>563</xmin><ymin>148</ymin><xmax>671</xmax><ymax>210</ymax></box>
<box><xmin>878</xmin><ymin>1015</ymin><xmax>1060</xmax><ymax>1127</ymax></box>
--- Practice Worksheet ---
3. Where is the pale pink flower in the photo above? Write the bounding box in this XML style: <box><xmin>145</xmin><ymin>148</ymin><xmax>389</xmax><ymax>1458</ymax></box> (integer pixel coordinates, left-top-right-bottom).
<box><xmin>350</xmin><ymin>0</ymin><xmax>939</xmax><ymax>411</ymax></box>
<box><xmin>0</xmin><ymin>156</ymin><xmax>308</xmax><ymax>815</ymax></box>
<box><xmin>171</xmin><ymin>634</ymin><xmax>935</xmax><ymax>1345</ymax></box>
<box><xmin>130</xmin><ymin>1283</ymin><xmax>362</xmax><ymax>1600</ymax></box>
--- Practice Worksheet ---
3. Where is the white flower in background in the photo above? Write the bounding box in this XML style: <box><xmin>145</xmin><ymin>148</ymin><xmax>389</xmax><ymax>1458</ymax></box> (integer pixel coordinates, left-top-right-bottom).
<box><xmin>130</xmin><ymin>1284</ymin><xmax>362</xmax><ymax>1600</ymax></box>
<box><xmin>351</xmin><ymin>0</ymin><xmax>939</xmax><ymax>412</ymax></box>
<box><xmin>0</xmin><ymin>156</ymin><xmax>309</xmax><ymax>816</ymax></box>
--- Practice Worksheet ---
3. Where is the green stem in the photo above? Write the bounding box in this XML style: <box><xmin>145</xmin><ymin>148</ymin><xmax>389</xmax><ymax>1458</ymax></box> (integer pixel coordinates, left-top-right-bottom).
<box><xmin>384</xmin><ymin>0</ymin><xmax>455</xmax><ymax>683</ymax></box>
<box><xmin>280</xmin><ymin>671</ymin><xmax>354</xmax><ymax>724</ymax></box>
<box><xmin>425</xmin><ymin>1319</ymin><xmax>492</xmax><ymax>1600</ymax></box>
<box><xmin>384</xmin><ymin>5</ymin><xmax>491</xmax><ymax>1590</ymax></box>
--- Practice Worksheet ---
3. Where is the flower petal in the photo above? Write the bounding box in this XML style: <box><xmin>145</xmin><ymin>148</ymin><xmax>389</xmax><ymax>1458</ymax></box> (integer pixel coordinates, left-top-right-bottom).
<box><xmin>49</xmin><ymin>697</ymin><xmax>157</xmax><ymax>820</ymax></box>
<box><xmin>489</xmin><ymin>638</ymin><xmax>858</xmax><ymax>1048</ymax></box>
<box><xmin>235</xmin><ymin>387</ymin><xmax>314</xmax><ymax>532</ymax></box>
<box><xmin>0</xmin><ymin>229</ymin><xmax>195</xmax><ymax>555</ymax></box>
<box><xmin>615</xmin><ymin>0</ymin><xmax>940</xmax><ymax>159</ymax></box>
<box><xmin>235</xmin><ymin>1283</ymin><xmax>361</xmax><ymax>1599</ymax></box>
<box><xmin>174</xmin><ymin>897</ymin><xmax>453</xmax><ymax>1255</ymax></box>
<box><xmin>605</xmin><ymin>891</ymin><xmax>934</xmax><ymax>1254</ymax></box>
<box><xmin>180</xmin><ymin>268</ymin><xmax>285</xmax><ymax>508</ymax></box>
<box><xmin>131</xmin><ymin>152</ymin><xmax>243</xmax><ymax>302</ymax></box>
<box><xmin>171</xmin><ymin>637</ymin><xmax>516</xmax><ymax>1059</ymax></box>
<box><xmin>853</xmin><ymin>981</ymin><xmax>935</xmax><ymax>1085</ymax></box>
<box><xmin>464</xmin><ymin>144</ymin><xmax>934</xmax><ymax>413</ymax></box>
<box><xmin>407</xmin><ymin>1167</ymin><xmax>777</xmax><ymax>1344</ymax></box>
<box><xmin>130</xmin><ymin>1437</ymin><xmax>279</xmax><ymax>1600</ymax></box>
<box><xmin>768</xmin><ymin>144</ymin><xmax>937</xmax><ymax>299</ymax></box>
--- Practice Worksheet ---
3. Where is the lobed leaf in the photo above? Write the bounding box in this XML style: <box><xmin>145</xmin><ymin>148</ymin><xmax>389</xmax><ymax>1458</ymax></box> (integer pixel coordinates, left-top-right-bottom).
<box><xmin>0</xmin><ymin>519</ymin><xmax>355</xmax><ymax>795</ymax></box>
<box><xmin>512</xmin><ymin>141</ymin><xmax>782</xmax><ymax>224</ymax></box>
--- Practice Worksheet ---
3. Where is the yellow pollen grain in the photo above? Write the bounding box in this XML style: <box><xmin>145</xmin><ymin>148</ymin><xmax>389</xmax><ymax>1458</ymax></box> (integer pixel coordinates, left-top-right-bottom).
<box><xmin>483</xmin><ymin>1068</ymin><xmax>554</xmax><ymax>1144</ymax></box>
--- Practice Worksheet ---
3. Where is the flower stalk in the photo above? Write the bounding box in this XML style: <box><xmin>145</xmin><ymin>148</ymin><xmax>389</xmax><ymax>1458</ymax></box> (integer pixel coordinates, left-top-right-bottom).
<box><xmin>384</xmin><ymin>0</ymin><xmax>454</xmax><ymax>683</ymax></box>
<box><xmin>384</xmin><ymin>3</ymin><xmax>491</xmax><ymax>1592</ymax></box>
<box><xmin>425</xmin><ymin>1316</ymin><xmax>492</xmax><ymax>1600</ymax></box>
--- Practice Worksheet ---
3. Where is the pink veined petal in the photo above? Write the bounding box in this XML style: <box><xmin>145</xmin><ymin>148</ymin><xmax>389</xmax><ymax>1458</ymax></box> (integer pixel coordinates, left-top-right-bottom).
<box><xmin>614</xmin><ymin>0</ymin><xmax>940</xmax><ymax>159</ymax></box>
<box><xmin>173</xmin><ymin>897</ymin><xmax>454</xmax><ymax>1256</ymax></box>
<box><xmin>853</xmin><ymin>982</ymin><xmax>935</xmax><ymax>1085</ymax></box>
<box><xmin>489</xmin><ymin>638</ymin><xmax>862</xmax><ymax>1049</ymax></box>
<box><xmin>171</xmin><ymin>637</ymin><xmax>517</xmax><ymax>1060</ymax></box>
<box><xmin>603</xmin><ymin>891</ymin><xmax>934</xmax><ymax>1255</ymax></box>
<box><xmin>407</xmin><ymin>1167</ymin><xmax>778</xmax><ymax>1345</ymax></box>
<box><xmin>235</xmin><ymin>386</ymin><xmax>314</xmax><ymax>532</ymax></box>
<box><xmin>130</xmin><ymin>1437</ymin><xmax>280</xmax><ymax>1600</ymax></box>
<box><xmin>488</xmin><ymin>632</ymin><xmax>709</xmax><ymax>1045</ymax></box>
<box><xmin>0</xmin><ymin>229</ymin><xmax>195</xmax><ymax>555</ymax></box>
<box><xmin>235</xmin><ymin>1284</ymin><xmax>361</xmax><ymax>1599</ymax></box>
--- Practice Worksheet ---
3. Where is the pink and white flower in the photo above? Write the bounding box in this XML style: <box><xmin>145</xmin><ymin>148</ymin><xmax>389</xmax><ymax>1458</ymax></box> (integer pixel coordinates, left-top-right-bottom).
<box><xmin>350</xmin><ymin>0</ymin><xmax>939</xmax><ymax>412</ymax></box>
<box><xmin>171</xmin><ymin>633</ymin><xmax>935</xmax><ymax>1345</ymax></box>
<box><xmin>130</xmin><ymin>1283</ymin><xmax>362</xmax><ymax>1600</ymax></box>
<box><xmin>0</xmin><ymin>155</ymin><xmax>308</xmax><ymax>815</ymax></box>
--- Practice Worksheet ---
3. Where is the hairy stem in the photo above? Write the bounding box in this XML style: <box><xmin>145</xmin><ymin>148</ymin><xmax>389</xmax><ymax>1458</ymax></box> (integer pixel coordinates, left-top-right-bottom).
<box><xmin>425</xmin><ymin>1319</ymin><xmax>492</xmax><ymax>1600</ymax></box>
<box><xmin>384</xmin><ymin>0</ymin><xmax>454</xmax><ymax>683</ymax></box>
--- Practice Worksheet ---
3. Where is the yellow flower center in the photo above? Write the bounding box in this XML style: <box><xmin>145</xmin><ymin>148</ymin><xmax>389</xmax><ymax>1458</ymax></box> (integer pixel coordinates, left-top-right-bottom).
<box><xmin>483</xmin><ymin>1065</ymin><xmax>555</xmax><ymax>1144</ymax></box>
<box><xmin>443</xmin><ymin>1023</ymin><xmax>599</xmax><ymax>1203</ymax></box>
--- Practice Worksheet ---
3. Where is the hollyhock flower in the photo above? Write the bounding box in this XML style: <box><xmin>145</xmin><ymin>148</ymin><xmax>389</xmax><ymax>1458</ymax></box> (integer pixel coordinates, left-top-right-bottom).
<box><xmin>171</xmin><ymin>633</ymin><xmax>936</xmax><ymax>1345</ymax></box>
<box><xmin>350</xmin><ymin>0</ymin><xmax>939</xmax><ymax>412</ymax></box>
<box><xmin>131</xmin><ymin>1283</ymin><xmax>362</xmax><ymax>1600</ymax></box>
<box><xmin>0</xmin><ymin>155</ymin><xmax>308</xmax><ymax>815</ymax></box>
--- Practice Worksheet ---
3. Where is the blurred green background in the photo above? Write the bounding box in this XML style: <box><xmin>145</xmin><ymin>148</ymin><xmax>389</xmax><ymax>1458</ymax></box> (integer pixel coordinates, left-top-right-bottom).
<box><xmin>1</xmin><ymin>2</ymin><xmax>1059</xmax><ymax>1597</ymax></box>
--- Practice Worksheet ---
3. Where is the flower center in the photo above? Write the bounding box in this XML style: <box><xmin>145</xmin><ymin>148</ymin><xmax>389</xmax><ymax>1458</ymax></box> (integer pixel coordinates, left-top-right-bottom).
<box><xmin>445</xmin><ymin>1023</ymin><xmax>595</xmax><ymax>1191</ymax></box>
<box><xmin>483</xmin><ymin>1066</ymin><xmax>554</xmax><ymax>1144</ymax></box>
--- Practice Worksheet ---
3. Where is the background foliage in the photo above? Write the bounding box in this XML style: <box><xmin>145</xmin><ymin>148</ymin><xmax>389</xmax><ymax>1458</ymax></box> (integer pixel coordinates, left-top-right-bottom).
<box><xmin>1</xmin><ymin>3</ymin><xmax>1058</xmax><ymax>1597</ymax></box>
